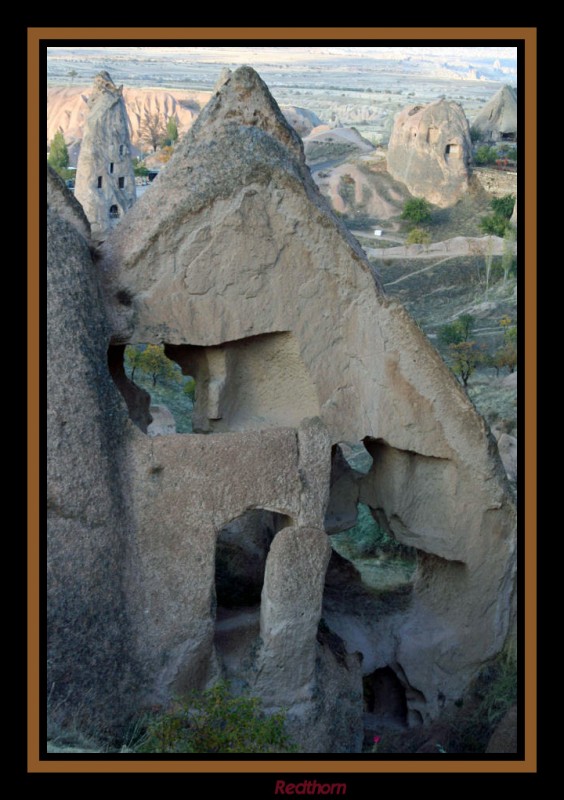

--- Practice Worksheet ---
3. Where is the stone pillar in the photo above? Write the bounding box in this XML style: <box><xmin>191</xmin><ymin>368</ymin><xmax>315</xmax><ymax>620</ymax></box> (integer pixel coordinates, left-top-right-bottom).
<box><xmin>256</xmin><ymin>526</ymin><xmax>331</xmax><ymax>700</ymax></box>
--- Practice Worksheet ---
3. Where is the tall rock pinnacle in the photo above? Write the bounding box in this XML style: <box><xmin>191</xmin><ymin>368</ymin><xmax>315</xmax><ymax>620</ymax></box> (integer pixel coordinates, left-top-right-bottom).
<box><xmin>75</xmin><ymin>71</ymin><xmax>137</xmax><ymax>242</ymax></box>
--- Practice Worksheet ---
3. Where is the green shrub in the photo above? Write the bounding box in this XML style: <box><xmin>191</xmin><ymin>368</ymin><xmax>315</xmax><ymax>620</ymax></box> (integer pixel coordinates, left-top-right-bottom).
<box><xmin>479</xmin><ymin>214</ymin><xmax>510</xmax><ymax>237</ymax></box>
<box><xmin>490</xmin><ymin>194</ymin><xmax>515</xmax><ymax>220</ymax></box>
<box><xmin>332</xmin><ymin>504</ymin><xmax>415</xmax><ymax>560</ymax></box>
<box><xmin>438</xmin><ymin>314</ymin><xmax>475</xmax><ymax>346</ymax></box>
<box><xmin>474</xmin><ymin>145</ymin><xmax>498</xmax><ymax>166</ymax></box>
<box><xmin>406</xmin><ymin>227</ymin><xmax>431</xmax><ymax>245</ymax></box>
<box><xmin>469</xmin><ymin>126</ymin><xmax>482</xmax><ymax>144</ymax></box>
<box><xmin>401</xmin><ymin>197</ymin><xmax>432</xmax><ymax>225</ymax></box>
<box><xmin>138</xmin><ymin>682</ymin><xmax>297</xmax><ymax>753</ymax></box>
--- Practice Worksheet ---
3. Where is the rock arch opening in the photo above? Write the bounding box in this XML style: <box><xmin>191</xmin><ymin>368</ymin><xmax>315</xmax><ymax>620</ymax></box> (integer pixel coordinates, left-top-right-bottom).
<box><xmin>109</xmin><ymin>331</ymin><xmax>319</xmax><ymax>437</ymax></box>
<box><xmin>213</xmin><ymin>509</ymin><xmax>292</xmax><ymax>679</ymax></box>
<box><xmin>325</xmin><ymin>440</ymin><xmax>417</xmax><ymax>592</ymax></box>
<box><xmin>108</xmin><ymin>343</ymin><xmax>196</xmax><ymax>434</ymax></box>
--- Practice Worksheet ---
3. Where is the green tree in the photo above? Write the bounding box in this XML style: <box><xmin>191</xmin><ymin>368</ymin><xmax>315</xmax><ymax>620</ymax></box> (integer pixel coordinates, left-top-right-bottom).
<box><xmin>132</xmin><ymin>157</ymin><xmax>149</xmax><ymax>178</ymax></box>
<box><xmin>496</xmin><ymin>316</ymin><xmax>517</xmax><ymax>373</ymax></box>
<box><xmin>48</xmin><ymin>130</ymin><xmax>70</xmax><ymax>178</ymax></box>
<box><xmin>469</xmin><ymin>126</ymin><xmax>482</xmax><ymax>144</ymax></box>
<box><xmin>125</xmin><ymin>344</ymin><xmax>180</xmax><ymax>387</ymax></box>
<box><xmin>401</xmin><ymin>197</ymin><xmax>432</xmax><ymax>225</ymax></box>
<box><xmin>438</xmin><ymin>314</ymin><xmax>475</xmax><ymax>346</ymax></box>
<box><xmin>406</xmin><ymin>227</ymin><xmax>431</xmax><ymax>246</ymax></box>
<box><xmin>139</xmin><ymin>681</ymin><xmax>296</xmax><ymax>753</ymax></box>
<box><xmin>338</xmin><ymin>174</ymin><xmax>356</xmax><ymax>207</ymax></box>
<box><xmin>68</xmin><ymin>69</ymin><xmax>78</xmax><ymax>85</ymax></box>
<box><xmin>137</xmin><ymin>111</ymin><xmax>166</xmax><ymax>152</ymax></box>
<box><xmin>125</xmin><ymin>346</ymin><xmax>144</xmax><ymax>382</ymax></box>
<box><xmin>474</xmin><ymin>145</ymin><xmax>498</xmax><ymax>166</ymax></box>
<box><xmin>490</xmin><ymin>194</ymin><xmax>516</xmax><ymax>220</ymax></box>
<box><xmin>165</xmin><ymin>115</ymin><xmax>179</xmax><ymax>146</ymax></box>
<box><xmin>449</xmin><ymin>341</ymin><xmax>484</xmax><ymax>387</ymax></box>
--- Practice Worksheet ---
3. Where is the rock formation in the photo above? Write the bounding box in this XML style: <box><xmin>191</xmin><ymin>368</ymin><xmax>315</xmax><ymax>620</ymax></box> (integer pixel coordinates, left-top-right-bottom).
<box><xmin>48</xmin><ymin>66</ymin><xmax>517</xmax><ymax>752</ymax></box>
<box><xmin>74</xmin><ymin>72</ymin><xmax>137</xmax><ymax>242</ymax></box>
<box><xmin>303</xmin><ymin>125</ymin><xmax>374</xmax><ymax>163</ymax></box>
<box><xmin>387</xmin><ymin>99</ymin><xmax>473</xmax><ymax>207</ymax></box>
<box><xmin>281</xmin><ymin>106</ymin><xmax>323</xmax><ymax>137</ymax></box>
<box><xmin>472</xmin><ymin>85</ymin><xmax>517</xmax><ymax>142</ymax></box>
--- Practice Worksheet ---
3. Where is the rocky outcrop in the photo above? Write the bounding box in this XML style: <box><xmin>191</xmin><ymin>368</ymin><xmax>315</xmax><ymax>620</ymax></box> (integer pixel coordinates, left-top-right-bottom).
<box><xmin>282</xmin><ymin>105</ymin><xmax>323</xmax><ymax>137</ymax></box>
<box><xmin>473</xmin><ymin>85</ymin><xmax>517</xmax><ymax>142</ymax></box>
<box><xmin>74</xmin><ymin>72</ymin><xmax>137</xmax><ymax>242</ymax></box>
<box><xmin>47</xmin><ymin>164</ymin><xmax>90</xmax><ymax>241</ymax></box>
<box><xmin>98</xmin><ymin>66</ymin><xmax>516</xmax><ymax>727</ymax></box>
<box><xmin>387</xmin><ymin>99</ymin><xmax>473</xmax><ymax>207</ymax></box>
<box><xmin>48</xmin><ymin>65</ymin><xmax>517</xmax><ymax>751</ymax></box>
<box><xmin>303</xmin><ymin>125</ymin><xmax>374</xmax><ymax>163</ymax></box>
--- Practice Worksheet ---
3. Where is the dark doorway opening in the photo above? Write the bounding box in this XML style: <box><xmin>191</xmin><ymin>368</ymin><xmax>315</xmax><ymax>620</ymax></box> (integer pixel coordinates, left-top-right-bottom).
<box><xmin>363</xmin><ymin>667</ymin><xmax>408</xmax><ymax>728</ymax></box>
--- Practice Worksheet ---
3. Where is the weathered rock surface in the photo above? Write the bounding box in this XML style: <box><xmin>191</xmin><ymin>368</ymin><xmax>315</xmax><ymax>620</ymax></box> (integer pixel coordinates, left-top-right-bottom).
<box><xmin>74</xmin><ymin>72</ymin><xmax>137</xmax><ymax>241</ymax></box>
<box><xmin>47</xmin><ymin>178</ymin><xmax>143</xmax><ymax>733</ymax></box>
<box><xmin>147</xmin><ymin>404</ymin><xmax>176</xmax><ymax>437</ymax></box>
<box><xmin>49</xmin><ymin>65</ymin><xmax>517</xmax><ymax>750</ymax></box>
<box><xmin>496</xmin><ymin>432</ymin><xmax>517</xmax><ymax>482</ymax></box>
<box><xmin>485</xmin><ymin>704</ymin><xmax>518</xmax><ymax>753</ymax></box>
<box><xmin>282</xmin><ymin>105</ymin><xmax>323</xmax><ymax>137</ymax></box>
<box><xmin>387</xmin><ymin>99</ymin><xmax>473</xmax><ymax>207</ymax></box>
<box><xmin>473</xmin><ymin>85</ymin><xmax>517</xmax><ymax>142</ymax></box>
<box><xmin>47</xmin><ymin>164</ymin><xmax>90</xmax><ymax>241</ymax></box>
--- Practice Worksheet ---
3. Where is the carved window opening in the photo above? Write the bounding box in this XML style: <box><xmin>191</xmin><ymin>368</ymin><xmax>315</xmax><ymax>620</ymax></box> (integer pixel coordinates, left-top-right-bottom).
<box><xmin>118</xmin><ymin>176</ymin><xmax>125</xmax><ymax>189</ymax></box>
<box><xmin>110</xmin><ymin>162</ymin><xmax>114</xmax><ymax>174</ymax></box>
<box><xmin>97</xmin><ymin>176</ymin><xmax>102</xmax><ymax>188</ymax></box>
<box><xmin>109</xmin><ymin>204</ymin><xmax>119</xmax><ymax>219</ymax></box>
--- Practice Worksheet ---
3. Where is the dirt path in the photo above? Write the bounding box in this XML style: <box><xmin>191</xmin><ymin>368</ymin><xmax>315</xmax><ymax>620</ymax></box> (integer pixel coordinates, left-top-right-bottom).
<box><xmin>383</xmin><ymin>256</ymin><xmax>456</xmax><ymax>287</ymax></box>
<box><xmin>359</xmin><ymin>234</ymin><xmax>511</xmax><ymax>262</ymax></box>
<box><xmin>351</xmin><ymin>228</ymin><xmax>405</xmax><ymax>245</ymax></box>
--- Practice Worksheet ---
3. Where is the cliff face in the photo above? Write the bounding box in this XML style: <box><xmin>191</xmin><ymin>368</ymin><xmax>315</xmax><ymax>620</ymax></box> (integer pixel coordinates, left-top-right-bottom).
<box><xmin>74</xmin><ymin>72</ymin><xmax>137</xmax><ymax>242</ymax></box>
<box><xmin>46</xmin><ymin>166</ymin><xmax>143</xmax><ymax>733</ymax></box>
<box><xmin>48</xmin><ymin>67</ymin><xmax>517</xmax><ymax>751</ymax></box>
<box><xmin>387</xmin><ymin>99</ymin><xmax>473</xmax><ymax>207</ymax></box>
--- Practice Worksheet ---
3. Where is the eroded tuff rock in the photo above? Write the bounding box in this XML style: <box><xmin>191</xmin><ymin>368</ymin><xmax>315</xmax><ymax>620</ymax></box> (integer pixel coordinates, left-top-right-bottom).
<box><xmin>473</xmin><ymin>85</ymin><xmax>517</xmax><ymax>143</ymax></box>
<box><xmin>47</xmin><ymin>177</ymin><xmax>143</xmax><ymax>733</ymax></box>
<box><xmin>387</xmin><ymin>99</ymin><xmax>473</xmax><ymax>207</ymax></box>
<box><xmin>75</xmin><ymin>72</ymin><xmax>136</xmax><ymax>242</ymax></box>
<box><xmin>50</xmin><ymin>66</ymin><xmax>517</xmax><ymax>750</ymax></box>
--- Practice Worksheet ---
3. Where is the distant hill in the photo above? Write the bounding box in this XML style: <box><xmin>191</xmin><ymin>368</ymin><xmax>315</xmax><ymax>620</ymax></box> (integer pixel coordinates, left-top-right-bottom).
<box><xmin>47</xmin><ymin>85</ymin><xmax>325</xmax><ymax>158</ymax></box>
<box><xmin>47</xmin><ymin>86</ymin><xmax>210</xmax><ymax>156</ymax></box>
